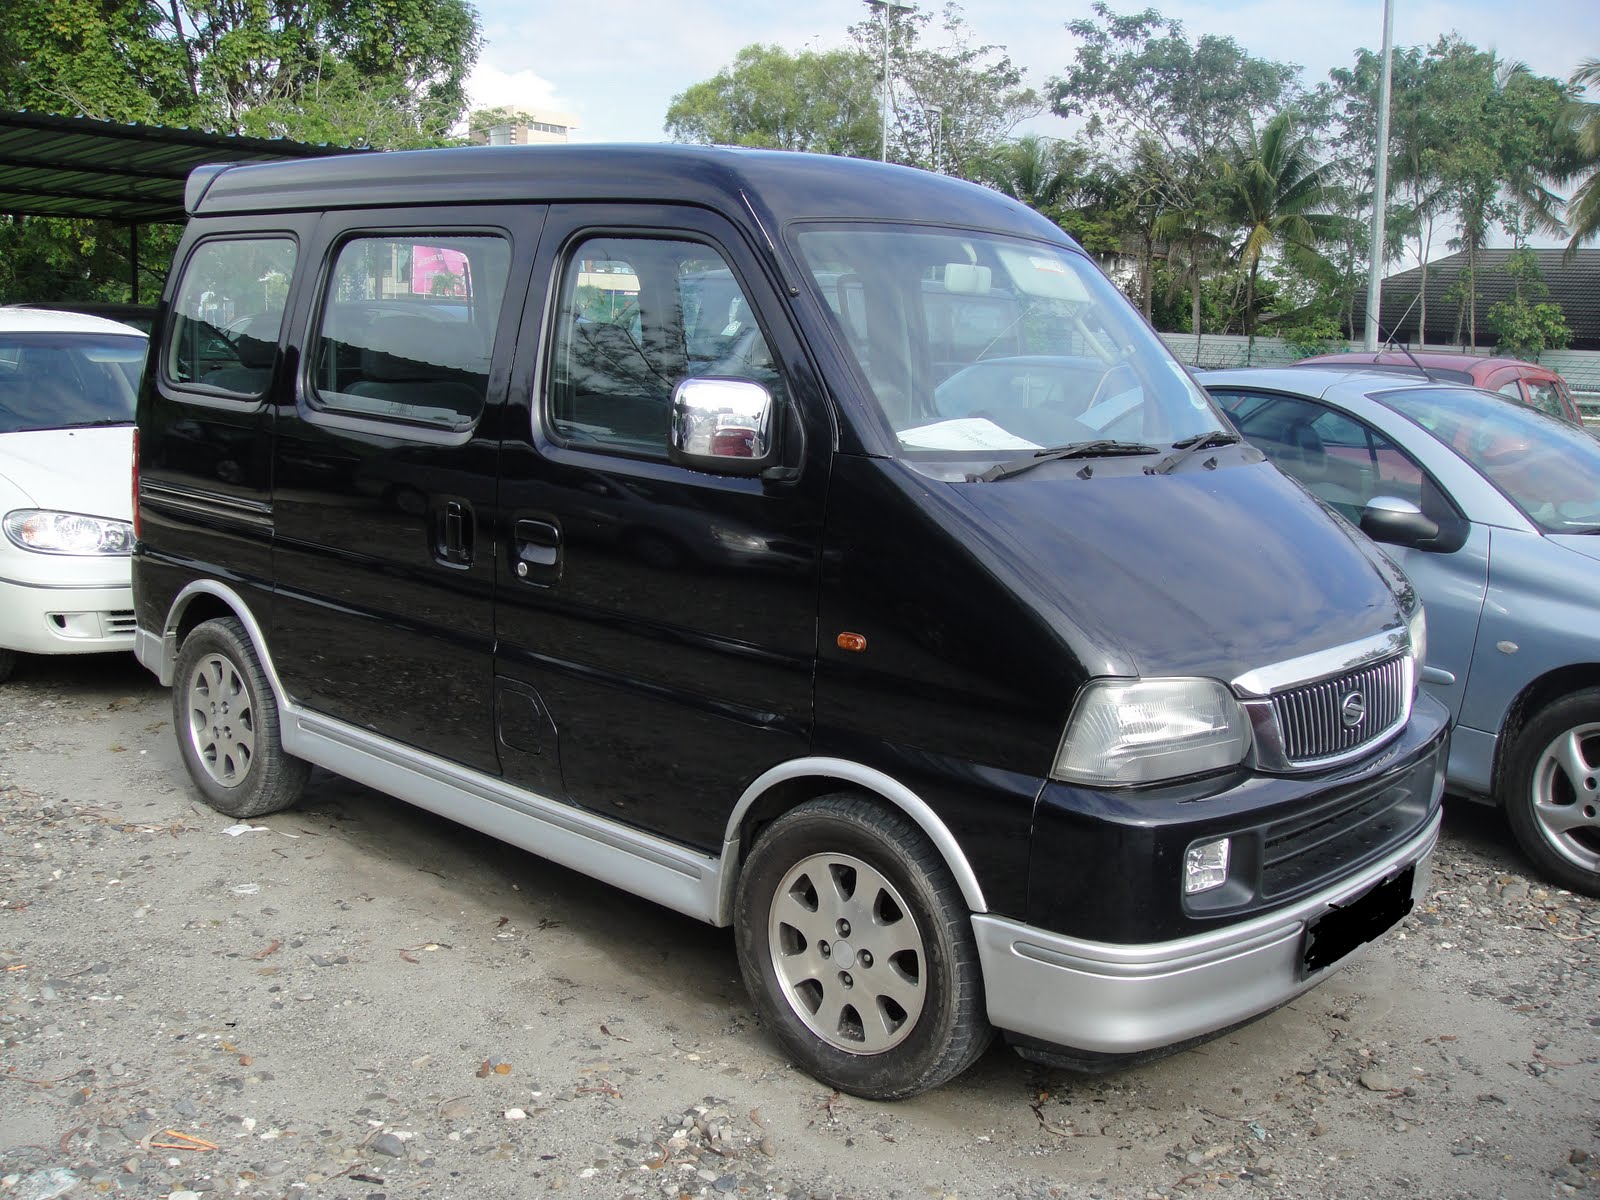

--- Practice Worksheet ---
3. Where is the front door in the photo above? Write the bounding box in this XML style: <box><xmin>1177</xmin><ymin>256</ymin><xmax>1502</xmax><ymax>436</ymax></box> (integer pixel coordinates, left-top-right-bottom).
<box><xmin>494</xmin><ymin>205</ymin><xmax>830</xmax><ymax>850</ymax></box>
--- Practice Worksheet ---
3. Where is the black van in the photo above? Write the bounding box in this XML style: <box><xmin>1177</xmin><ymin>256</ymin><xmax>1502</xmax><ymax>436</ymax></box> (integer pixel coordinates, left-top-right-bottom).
<box><xmin>132</xmin><ymin>145</ymin><xmax>1448</xmax><ymax>1099</ymax></box>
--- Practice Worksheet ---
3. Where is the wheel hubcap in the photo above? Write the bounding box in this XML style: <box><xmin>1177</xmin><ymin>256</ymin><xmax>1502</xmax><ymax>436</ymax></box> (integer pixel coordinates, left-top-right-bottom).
<box><xmin>767</xmin><ymin>852</ymin><xmax>926</xmax><ymax>1055</ymax></box>
<box><xmin>1530</xmin><ymin>721</ymin><xmax>1600</xmax><ymax>875</ymax></box>
<box><xmin>186</xmin><ymin>652</ymin><xmax>256</xmax><ymax>788</ymax></box>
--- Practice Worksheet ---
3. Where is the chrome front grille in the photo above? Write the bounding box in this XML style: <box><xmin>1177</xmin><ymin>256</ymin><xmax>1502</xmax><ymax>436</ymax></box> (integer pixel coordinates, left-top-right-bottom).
<box><xmin>1271</xmin><ymin>655</ymin><xmax>1408</xmax><ymax>766</ymax></box>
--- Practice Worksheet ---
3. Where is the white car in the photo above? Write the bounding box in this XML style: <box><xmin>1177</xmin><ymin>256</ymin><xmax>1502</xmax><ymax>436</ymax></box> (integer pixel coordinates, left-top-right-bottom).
<box><xmin>0</xmin><ymin>308</ymin><xmax>148</xmax><ymax>682</ymax></box>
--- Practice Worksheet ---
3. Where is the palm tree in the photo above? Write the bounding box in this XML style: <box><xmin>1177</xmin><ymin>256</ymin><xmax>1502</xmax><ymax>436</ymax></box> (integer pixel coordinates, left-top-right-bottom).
<box><xmin>1222</xmin><ymin>112</ymin><xmax>1340</xmax><ymax>351</ymax></box>
<box><xmin>1564</xmin><ymin>58</ymin><xmax>1600</xmax><ymax>253</ymax></box>
<box><xmin>1152</xmin><ymin>178</ymin><xmax>1228</xmax><ymax>359</ymax></box>
<box><xmin>972</xmin><ymin>134</ymin><xmax>1091</xmax><ymax>218</ymax></box>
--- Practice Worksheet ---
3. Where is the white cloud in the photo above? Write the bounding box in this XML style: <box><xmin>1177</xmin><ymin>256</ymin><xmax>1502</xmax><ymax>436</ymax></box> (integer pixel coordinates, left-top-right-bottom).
<box><xmin>464</xmin><ymin>61</ymin><xmax>571</xmax><ymax>119</ymax></box>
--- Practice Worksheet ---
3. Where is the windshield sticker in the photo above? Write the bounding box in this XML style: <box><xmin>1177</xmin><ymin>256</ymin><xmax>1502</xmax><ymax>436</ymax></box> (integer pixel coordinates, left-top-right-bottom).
<box><xmin>899</xmin><ymin>418</ymin><xmax>1042</xmax><ymax>452</ymax></box>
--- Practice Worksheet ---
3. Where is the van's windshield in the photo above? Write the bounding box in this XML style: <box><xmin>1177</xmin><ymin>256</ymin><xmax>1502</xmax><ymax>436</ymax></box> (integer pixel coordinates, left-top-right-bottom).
<box><xmin>793</xmin><ymin>226</ymin><xmax>1223</xmax><ymax>474</ymax></box>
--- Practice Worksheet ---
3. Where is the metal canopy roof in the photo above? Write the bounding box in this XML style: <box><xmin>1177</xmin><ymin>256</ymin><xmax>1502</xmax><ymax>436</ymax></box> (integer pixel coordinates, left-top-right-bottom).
<box><xmin>0</xmin><ymin>110</ymin><xmax>368</xmax><ymax>224</ymax></box>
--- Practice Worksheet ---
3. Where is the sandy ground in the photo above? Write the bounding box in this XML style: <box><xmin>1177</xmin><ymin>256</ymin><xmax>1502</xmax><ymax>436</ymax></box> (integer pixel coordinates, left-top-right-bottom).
<box><xmin>2</xmin><ymin>652</ymin><xmax>1596</xmax><ymax>1200</ymax></box>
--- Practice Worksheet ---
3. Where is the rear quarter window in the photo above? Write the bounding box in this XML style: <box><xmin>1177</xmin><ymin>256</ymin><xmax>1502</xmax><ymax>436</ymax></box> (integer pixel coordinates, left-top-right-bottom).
<box><xmin>164</xmin><ymin>237</ymin><xmax>297</xmax><ymax>398</ymax></box>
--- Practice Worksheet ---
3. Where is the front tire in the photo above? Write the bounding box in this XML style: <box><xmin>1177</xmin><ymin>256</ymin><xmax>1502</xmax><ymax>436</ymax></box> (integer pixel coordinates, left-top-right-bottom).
<box><xmin>172</xmin><ymin>617</ymin><xmax>308</xmax><ymax>819</ymax></box>
<box><xmin>733</xmin><ymin>795</ymin><xmax>991</xmax><ymax>1099</ymax></box>
<box><xmin>0</xmin><ymin>648</ymin><xmax>16</xmax><ymax>683</ymax></box>
<box><xmin>1503</xmin><ymin>688</ymin><xmax>1600</xmax><ymax>897</ymax></box>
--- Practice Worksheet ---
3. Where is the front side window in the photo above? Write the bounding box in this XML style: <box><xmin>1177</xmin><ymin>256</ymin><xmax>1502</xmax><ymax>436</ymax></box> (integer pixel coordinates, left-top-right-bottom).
<box><xmin>166</xmin><ymin>237</ymin><xmax>297</xmax><ymax>396</ymax></box>
<box><xmin>1381</xmin><ymin>386</ymin><xmax>1600</xmax><ymax>533</ymax></box>
<box><xmin>1213</xmin><ymin>389</ymin><xmax>1426</xmax><ymax>520</ymax></box>
<box><xmin>310</xmin><ymin>234</ymin><xmax>510</xmax><ymax>429</ymax></box>
<box><xmin>792</xmin><ymin>225</ymin><xmax>1222</xmax><ymax>469</ymax></box>
<box><xmin>547</xmin><ymin>236</ymin><xmax>784</xmax><ymax>459</ymax></box>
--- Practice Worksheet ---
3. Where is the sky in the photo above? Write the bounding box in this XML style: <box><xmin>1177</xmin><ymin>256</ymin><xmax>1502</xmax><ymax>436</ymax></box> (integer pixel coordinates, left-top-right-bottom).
<box><xmin>464</xmin><ymin>1</ymin><xmax>1599</xmax><ymax>262</ymax></box>
<box><xmin>467</xmin><ymin>0</ymin><xmax>1597</xmax><ymax>144</ymax></box>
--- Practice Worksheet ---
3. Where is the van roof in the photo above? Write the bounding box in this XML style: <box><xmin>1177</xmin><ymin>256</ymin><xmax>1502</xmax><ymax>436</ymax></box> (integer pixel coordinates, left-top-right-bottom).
<box><xmin>186</xmin><ymin>144</ymin><xmax>1062</xmax><ymax>243</ymax></box>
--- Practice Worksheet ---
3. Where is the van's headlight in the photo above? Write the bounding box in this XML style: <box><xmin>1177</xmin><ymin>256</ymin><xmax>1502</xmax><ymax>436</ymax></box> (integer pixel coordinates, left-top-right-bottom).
<box><xmin>1054</xmin><ymin>678</ymin><xmax>1251</xmax><ymax>786</ymax></box>
<box><xmin>3</xmin><ymin>509</ymin><xmax>133</xmax><ymax>556</ymax></box>
<box><xmin>1407</xmin><ymin>606</ymin><xmax>1427</xmax><ymax>683</ymax></box>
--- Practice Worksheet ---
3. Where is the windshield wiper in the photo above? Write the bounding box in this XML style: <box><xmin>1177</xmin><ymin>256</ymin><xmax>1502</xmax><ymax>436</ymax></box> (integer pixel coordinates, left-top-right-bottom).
<box><xmin>1146</xmin><ymin>429</ymin><xmax>1240</xmax><ymax>475</ymax></box>
<box><xmin>52</xmin><ymin>419</ymin><xmax>134</xmax><ymax>429</ymax></box>
<box><xmin>970</xmin><ymin>439</ymin><xmax>1160</xmax><ymax>483</ymax></box>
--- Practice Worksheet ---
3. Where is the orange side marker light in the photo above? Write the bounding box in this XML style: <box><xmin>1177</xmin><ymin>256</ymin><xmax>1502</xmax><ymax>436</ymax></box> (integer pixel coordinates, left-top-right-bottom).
<box><xmin>836</xmin><ymin>632</ymin><xmax>867</xmax><ymax>653</ymax></box>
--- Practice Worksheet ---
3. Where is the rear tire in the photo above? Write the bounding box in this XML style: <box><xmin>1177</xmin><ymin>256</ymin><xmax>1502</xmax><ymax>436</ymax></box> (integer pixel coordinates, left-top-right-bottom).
<box><xmin>733</xmin><ymin>794</ymin><xmax>992</xmax><ymax>1099</ymax></box>
<box><xmin>172</xmin><ymin>617</ymin><xmax>308</xmax><ymax>819</ymax></box>
<box><xmin>1503</xmin><ymin>688</ymin><xmax>1600</xmax><ymax>897</ymax></box>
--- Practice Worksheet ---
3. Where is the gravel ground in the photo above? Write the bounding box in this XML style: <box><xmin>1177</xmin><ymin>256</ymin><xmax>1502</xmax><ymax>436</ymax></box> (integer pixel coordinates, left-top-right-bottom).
<box><xmin>1</xmin><ymin>653</ymin><xmax>1597</xmax><ymax>1200</ymax></box>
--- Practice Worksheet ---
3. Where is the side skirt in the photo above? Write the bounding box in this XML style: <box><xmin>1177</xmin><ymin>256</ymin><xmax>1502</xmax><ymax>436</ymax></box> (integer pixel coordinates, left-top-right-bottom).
<box><xmin>282</xmin><ymin>706</ymin><xmax>726</xmax><ymax>925</ymax></box>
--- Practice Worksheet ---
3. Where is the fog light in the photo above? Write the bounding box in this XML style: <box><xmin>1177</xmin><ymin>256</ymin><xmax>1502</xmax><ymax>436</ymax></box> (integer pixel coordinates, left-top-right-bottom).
<box><xmin>1185</xmin><ymin>837</ymin><xmax>1231</xmax><ymax>895</ymax></box>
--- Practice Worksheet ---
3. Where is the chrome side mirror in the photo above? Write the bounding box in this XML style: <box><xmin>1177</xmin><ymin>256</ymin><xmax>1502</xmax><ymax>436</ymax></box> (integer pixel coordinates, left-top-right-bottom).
<box><xmin>669</xmin><ymin>377</ymin><xmax>777</xmax><ymax>476</ymax></box>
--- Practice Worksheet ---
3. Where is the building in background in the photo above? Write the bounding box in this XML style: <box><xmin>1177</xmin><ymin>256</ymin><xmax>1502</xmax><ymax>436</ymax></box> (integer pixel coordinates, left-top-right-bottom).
<box><xmin>470</xmin><ymin>109</ymin><xmax>579</xmax><ymax>146</ymax></box>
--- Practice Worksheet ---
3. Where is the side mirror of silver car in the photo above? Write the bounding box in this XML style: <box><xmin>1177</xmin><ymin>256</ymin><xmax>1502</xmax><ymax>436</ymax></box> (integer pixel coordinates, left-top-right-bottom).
<box><xmin>1360</xmin><ymin>496</ymin><xmax>1439</xmax><ymax>549</ymax></box>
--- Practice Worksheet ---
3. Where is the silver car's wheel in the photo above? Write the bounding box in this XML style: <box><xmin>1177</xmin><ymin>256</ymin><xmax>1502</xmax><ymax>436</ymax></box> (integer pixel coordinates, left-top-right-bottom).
<box><xmin>185</xmin><ymin>651</ymin><xmax>257</xmax><ymax>787</ymax></box>
<box><xmin>767</xmin><ymin>851</ymin><xmax>927</xmax><ymax>1055</ymax></box>
<box><xmin>1527</xmin><ymin>721</ymin><xmax>1600</xmax><ymax>877</ymax></box>
<box><xmin>1505</xmin><ymin>689</ymin><xmax>1600</xmax><ymax>898</ymax></box>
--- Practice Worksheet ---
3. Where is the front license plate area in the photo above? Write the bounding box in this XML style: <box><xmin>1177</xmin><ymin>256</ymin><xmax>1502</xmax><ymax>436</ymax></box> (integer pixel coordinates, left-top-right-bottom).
<box><xmin>1302</xmin><ymin>865</ymin><xmax>1416</xmax><ymax>976</ymax></box>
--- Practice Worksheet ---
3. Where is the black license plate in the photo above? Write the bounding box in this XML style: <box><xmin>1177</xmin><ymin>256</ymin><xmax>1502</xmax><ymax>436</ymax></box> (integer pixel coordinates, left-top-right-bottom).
<box><xmin>1302</xmin><ymin>864</ymin><xmax>1416</xmax><ymax>975</ymax></box>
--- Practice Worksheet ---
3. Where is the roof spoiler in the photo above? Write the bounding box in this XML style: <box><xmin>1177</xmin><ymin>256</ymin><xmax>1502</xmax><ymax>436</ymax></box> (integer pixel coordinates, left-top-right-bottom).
<box><xmin>185</xmin><ymin>163</ymin><xmax>235</xmax><ymax>216</ymax></box>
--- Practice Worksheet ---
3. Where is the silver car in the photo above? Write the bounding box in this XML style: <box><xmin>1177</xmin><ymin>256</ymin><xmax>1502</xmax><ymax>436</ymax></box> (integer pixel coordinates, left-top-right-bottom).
<box><xmin>1200</xmin><ymin>366</ymin><xmax>1600</xmax><ymax>897</ymax></box>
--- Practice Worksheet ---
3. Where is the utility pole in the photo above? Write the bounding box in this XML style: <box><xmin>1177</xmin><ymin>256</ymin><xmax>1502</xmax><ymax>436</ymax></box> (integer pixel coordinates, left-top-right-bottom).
<box><xmin>864</xmin><ymin>0</ymin><xmax>914</xmax><ymax>162</ymax></box>
<box><xmin>1363</xmin><ymin>0</ymin><xmax>1396</xmax><ymax>351</ymax></box>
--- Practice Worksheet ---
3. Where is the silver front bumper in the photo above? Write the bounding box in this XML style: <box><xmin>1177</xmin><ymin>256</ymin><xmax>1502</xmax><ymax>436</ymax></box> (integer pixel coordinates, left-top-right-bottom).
<box><xmin>973</xmin><ymin>808</ymin><xmax>1439</xmax><ymax>1055</ymax></box>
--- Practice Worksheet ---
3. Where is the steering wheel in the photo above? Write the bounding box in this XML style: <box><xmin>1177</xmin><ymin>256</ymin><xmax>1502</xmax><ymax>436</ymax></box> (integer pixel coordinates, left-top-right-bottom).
<box><xmin>1085</xmin><ymin>358</ymin><xmax>1140</xmax><ymax>414</ymax></box>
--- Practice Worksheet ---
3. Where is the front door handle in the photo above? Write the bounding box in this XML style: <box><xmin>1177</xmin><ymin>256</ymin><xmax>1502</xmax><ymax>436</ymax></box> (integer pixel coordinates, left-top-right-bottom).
<box><xmin>513</xmin><ymin>518</ymin><xmax>562</xmax><ymax>586</ymax></box>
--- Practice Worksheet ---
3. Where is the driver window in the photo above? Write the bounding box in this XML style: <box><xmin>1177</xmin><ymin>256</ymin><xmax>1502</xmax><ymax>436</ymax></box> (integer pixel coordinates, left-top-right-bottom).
<box><xmin>1216</xmin><ymin>390</ymin><xmax>1425</xmax><ymax>521</ymax></box>
<box><xmin>548</xmin><ymin>236</ymin><xmax>783</xmax><ymax>459</ymax></box>
<box><xmin>165</xmin><ymin>237</ymin><xmax>297</xmax><ymax>396</ymax></box>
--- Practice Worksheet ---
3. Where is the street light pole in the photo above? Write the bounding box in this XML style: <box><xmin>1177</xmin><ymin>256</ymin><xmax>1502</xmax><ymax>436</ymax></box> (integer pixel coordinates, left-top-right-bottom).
<box><xmin>1363</xmin><ymin>0</ymin><xmax>1396</xmax><ymax>351</ymax></box>
<box><xmin>864</xmin><ymin>0</ymin><xmax>913</xmax><ymax>163</ymax></box>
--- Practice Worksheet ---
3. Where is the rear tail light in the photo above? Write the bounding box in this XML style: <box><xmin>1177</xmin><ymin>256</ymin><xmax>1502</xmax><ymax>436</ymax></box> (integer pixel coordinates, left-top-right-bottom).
<box><xmin>131</xmin><ymin>427</ymin><xmax>141</xmax><ymax>541</ymax></box>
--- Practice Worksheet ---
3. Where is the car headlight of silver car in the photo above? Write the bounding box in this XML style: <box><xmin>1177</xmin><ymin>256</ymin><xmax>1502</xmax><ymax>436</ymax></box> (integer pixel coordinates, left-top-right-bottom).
<box><xmin>3</xmin><ymin>509</ymin><xmax>134</xmax><ymax>556</ymax></box>
<box><xmin>1053</xmin><ymin>677</ymin><xmax>1251</xmax><ymax>786</ymax></box>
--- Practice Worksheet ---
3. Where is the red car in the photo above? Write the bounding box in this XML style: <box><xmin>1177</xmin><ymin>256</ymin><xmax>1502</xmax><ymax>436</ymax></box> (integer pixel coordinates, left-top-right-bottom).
<box><xmin>1295</xmin><ymin>350</ymin><xmax>1584</xmax><ymax>426</ymax></box>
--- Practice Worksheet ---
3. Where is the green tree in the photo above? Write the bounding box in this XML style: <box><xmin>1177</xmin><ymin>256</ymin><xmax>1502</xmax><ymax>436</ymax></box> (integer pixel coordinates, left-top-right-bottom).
<box><xmin>1152</xmin><ymin>175</ymin><xmax>1229</xmax><ymax>352</ymax></box>
<box><xmin>1485</xmin><ymin>248</ymin><xmax>1572</xmax><ymax>360</ymax></box>
<box><xmin>1221</xmin><ymin>112</ymin><xmax>1342</xmax><ymax>349</ymax></box>
<box><xmin>0</xmin><ymin>0</ymin><xmax>482</xmax><ymax>305</ymax></box>
<box><xmin>664</xmin><ymin>44</ymin><xmax>879</xmax><ymax>156</ymax></box>
<box><xmin>1562</xmin><ymin>58</ymin><xmax>1600</xmax><ymax>252</ymax></box>
<box><xmin>1325</xmin><ymin>45</ymin><xmax>1436</xmax><ymax>340</ymax></box>
<box><xmin>0</xmin><ymin>0</ymin><xmax>194</xmax><ymax>122</ymax></box>
<box><xmin>1408</xmin><ymin>41</ymin><xmax>1571</xmax><ymax>347</ymax></box>
<box><xmin>1050</xmin><ymin>4</ymin><xmax>1299</xmax><ymax>320</ymax></box>
<box><xmin>848</xmin><ymin>3</ymin><xmax>1039</xmax><ymax>176</ymax></box>
<box><xmin>1</xmin><ymin>0</ymin><xmax>481</xmax><ymax>148</ymax></box>
<box><xmin>970</xmin><ymin>134</ymin><xmax>1093</xmax><ymax>220</ymax></box>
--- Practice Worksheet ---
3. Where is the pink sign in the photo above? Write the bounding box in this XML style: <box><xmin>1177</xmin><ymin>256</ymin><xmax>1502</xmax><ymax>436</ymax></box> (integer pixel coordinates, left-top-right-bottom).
<box><xmin>411</xmin><ymin>246</ymin><xmax>470</xmax><ymax>296</ymax></box>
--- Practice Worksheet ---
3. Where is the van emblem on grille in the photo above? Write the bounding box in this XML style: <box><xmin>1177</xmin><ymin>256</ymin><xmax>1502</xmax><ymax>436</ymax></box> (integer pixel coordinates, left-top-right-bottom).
<box><xmin>1340</xmin><ymin>690</ymin><xmax>1367</xmax><ymax>728</ymax></box>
